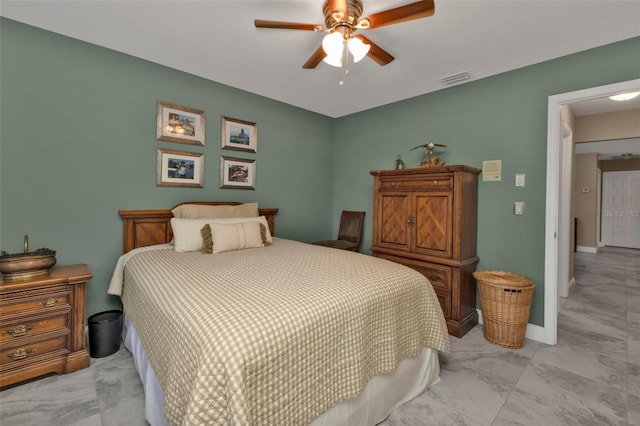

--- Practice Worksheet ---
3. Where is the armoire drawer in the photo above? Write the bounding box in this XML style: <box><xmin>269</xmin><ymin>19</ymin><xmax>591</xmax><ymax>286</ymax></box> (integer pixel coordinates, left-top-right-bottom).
<box><xmin>379</xmin><ymin>175</ymin><xmax>453</xmax><ymax>191</ymax></box>
<box><xmin>377</xmin><ymin>254</ymin><xmax>452</xmax><ymax>291</ymax></box>
<box><xmin>435</xmin><ymin>290</ymin><xmax>451</xmax><ymax>319</ymax></box>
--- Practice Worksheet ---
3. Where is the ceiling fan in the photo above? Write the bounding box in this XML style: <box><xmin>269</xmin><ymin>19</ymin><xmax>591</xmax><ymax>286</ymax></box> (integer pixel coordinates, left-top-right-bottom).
<box><xmin>254</xmin><ymin>0</ymin><xmax>435</xmax><ymax>69</ymax></box>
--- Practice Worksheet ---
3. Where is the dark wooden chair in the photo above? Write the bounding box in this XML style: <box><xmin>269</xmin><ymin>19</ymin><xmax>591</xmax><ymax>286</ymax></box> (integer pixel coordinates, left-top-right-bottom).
<box><xmin>312</xmin><ymin>211</ymin><xmax>365</xmax><ymax>252</ymax></box>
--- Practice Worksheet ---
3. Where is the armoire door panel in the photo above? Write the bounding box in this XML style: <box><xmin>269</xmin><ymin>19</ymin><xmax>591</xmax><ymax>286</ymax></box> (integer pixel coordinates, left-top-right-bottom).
<box><xmin>378</xmin><ymin>193</ymin><xmax>410</xmax><ymax>249</ymax></box>
<box><xmin>413</xmin><ymin>193</ymin><xmax>453</xmax><ymax>258</ymax></box>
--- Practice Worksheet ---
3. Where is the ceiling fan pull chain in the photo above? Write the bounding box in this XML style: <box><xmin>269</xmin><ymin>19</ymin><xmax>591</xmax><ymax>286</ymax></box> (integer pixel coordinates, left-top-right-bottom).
<box><xmin>340</xmin><ymin>40</ymin><xmax>349</xmax><ymax>85</ymax></box>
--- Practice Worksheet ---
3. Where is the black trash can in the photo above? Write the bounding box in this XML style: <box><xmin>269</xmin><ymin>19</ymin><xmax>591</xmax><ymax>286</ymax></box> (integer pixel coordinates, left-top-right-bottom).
<box><xmin>88</xmin><ymin>310</ymin><xmax>123</xmax><ymax>358</ymax></box>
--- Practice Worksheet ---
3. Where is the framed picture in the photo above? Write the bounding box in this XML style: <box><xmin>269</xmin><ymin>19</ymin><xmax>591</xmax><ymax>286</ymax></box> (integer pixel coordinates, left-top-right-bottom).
<box><xmin>157</xmin><ymin>101</ymin><xmax>205</xmax><ymax>146</ymax></box>
<box><xmin>221</xmin><ymin>116</ymin><xmax>257</xmax><ymax>153</ymax></box>
<box><xmin>157</xmin><ymin>148</ymin><xmax>204</xmax><ymax>188</ymax></box>
<box><xmin>220</xmin><ymin>156</ymin><xmax>255</xmax><ymax>190</ymax></box>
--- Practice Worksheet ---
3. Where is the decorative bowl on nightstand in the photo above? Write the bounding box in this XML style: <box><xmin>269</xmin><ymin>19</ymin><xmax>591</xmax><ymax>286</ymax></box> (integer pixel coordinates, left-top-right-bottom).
<box><xmin>1</xmin><ymin>236</ymin><xmax>57</xmax><ymax>281</ymax></box>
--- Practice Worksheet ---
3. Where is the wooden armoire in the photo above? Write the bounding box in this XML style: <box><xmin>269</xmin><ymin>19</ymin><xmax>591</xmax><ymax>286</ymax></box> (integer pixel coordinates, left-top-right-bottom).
<box><xmin>370</xmin><ymin>165</ymin><xmax>481</xmax><ymax>337</ymax></box>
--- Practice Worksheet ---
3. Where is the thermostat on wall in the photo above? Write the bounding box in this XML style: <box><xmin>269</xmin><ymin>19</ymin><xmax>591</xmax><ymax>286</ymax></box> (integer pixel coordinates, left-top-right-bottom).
<box><xmin>482</xmin><ymin>160</ymin><xmax>502</xmax><ymax>182</ymax></box>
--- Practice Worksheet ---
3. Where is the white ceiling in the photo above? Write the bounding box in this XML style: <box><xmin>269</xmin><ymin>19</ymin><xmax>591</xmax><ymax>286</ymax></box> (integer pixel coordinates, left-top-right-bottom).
<box><xmin>570</xmin><ymin>94</ymin><xmax>640</xmax><ymax>116</ymax></box>
<box><xmin>1</xmin><ymin>0</ymin><xmax>640</xmax><ymax>118</ymax></box>
<box><xmin>575</xmin><ymin>138</ymin><xmax>640</xmax><ymax>160</ymax></box>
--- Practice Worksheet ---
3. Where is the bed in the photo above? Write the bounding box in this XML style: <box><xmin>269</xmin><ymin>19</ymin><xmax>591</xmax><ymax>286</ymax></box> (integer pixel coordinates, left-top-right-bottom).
<box><xmin>108</xmin><ymin>201</ymin><xmax>450</xmax><ymax>425</ymax></box>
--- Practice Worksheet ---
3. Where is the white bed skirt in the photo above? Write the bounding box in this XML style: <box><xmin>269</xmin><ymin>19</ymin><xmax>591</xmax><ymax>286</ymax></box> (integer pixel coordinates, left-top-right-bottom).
<box><xmin>123</xmin><ymin>317</ymin><xmax>440</xmax><ymax>426</ymax></box>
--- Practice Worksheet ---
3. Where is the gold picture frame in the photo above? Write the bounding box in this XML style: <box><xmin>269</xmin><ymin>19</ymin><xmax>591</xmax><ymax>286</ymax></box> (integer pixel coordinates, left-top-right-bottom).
<box><xmin>221</xmin><ymin>116</ymin><xmax>257</xmax><ymax>153</ymax></box>
<box><xmin>157</xmin><ymin>101</ymin><xmax>205</xmax><ymax>146</ymax></box>
<box><xmin>220</xmin><ymin>156</ymin><xmax>255</xmax><ymax>190</ymax></box>
<box><xmin>157</xmin><ymin>148</ymin><xmax>204</xmax><ymax>187</ymax></box>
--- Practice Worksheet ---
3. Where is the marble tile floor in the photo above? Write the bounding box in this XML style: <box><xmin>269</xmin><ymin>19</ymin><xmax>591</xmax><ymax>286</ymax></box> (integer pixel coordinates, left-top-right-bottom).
<box><xmin>1</xmin><ymin>246</ymin><xmax>637</xmax><ymax>425</ymax></box>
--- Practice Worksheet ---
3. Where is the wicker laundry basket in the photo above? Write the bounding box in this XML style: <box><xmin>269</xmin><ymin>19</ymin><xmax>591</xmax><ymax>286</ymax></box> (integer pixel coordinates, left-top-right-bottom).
<box><xmin>473</xmin><ymin>270</ymin><xmax>534</xmax><ymax>349</ymax></box>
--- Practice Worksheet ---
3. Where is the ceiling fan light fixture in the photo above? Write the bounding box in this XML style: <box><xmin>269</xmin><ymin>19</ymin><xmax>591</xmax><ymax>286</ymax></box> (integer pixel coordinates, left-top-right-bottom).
<box><xmin>323</xmin><ymin>52</ymin><xmax>343</xmax><ymax>67</ymax></box>
<box><xmin>609</xmin><ymin>91</ymin><xmax>640</xmax><ymax>101</ymax></box>
<box><xmin>348</xmin><ymin>37</ymin><xmax>370</xmax><ymax>63</ymax></box>
<box><xmin>322</xmin><ymin>32</ymin><xmax>344</xmax><ymax>57</ymax></box>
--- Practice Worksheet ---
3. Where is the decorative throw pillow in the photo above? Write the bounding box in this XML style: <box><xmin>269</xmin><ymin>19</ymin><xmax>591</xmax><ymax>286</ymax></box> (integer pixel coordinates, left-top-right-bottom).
<box><xmin>201</xmin><ymin>222</ymin><xmax>271</xmax><ymax>253</ymax></box>
<box><xmin>209</xmin><ymin>216</ymin><xmax>273</xmax><ymax>243</ymax></box>
<box><xmin>209</xmin><ymin>222</ymin><xmax>264</xmax><ymax>253</ymax></box>
<box><xmin>171</xmin><ymin>202</ymin><xmax>259</xmax><ymax>219</ymax></box>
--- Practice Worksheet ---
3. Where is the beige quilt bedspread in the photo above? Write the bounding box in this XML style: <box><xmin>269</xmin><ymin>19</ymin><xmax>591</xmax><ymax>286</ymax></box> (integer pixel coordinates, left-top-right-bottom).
<box><xmin>120</xmin><ymin>238</ymin><xmax>450</xmax><ymax>425</ymax></box>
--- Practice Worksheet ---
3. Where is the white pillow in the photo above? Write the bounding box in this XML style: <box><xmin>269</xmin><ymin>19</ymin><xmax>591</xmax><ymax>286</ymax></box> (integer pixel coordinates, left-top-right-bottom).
<box><xmin>170</xmin><ymin>216</ymin><xmax>273</xmax><ymax>252</ymax></box>
<box><xmin>170</xmin><ymin>218</ymin><xmax>212</xmax><ymax>252</ymax></box>
<box><xmin>209</xmin><ymin>222</ymin><xmax>264</xmax><ymax>253</ymax></box>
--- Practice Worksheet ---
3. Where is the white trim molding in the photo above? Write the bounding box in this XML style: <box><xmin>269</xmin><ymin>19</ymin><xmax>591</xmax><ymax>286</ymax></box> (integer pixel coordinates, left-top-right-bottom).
<box><xmin>576</xmin><ymin>245</ymin><xmax>598</xmax><ymax>254</ymax></box>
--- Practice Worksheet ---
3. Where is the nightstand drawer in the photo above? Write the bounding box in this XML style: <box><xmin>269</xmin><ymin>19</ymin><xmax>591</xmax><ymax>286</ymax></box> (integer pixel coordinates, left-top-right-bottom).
<box><xmin>0</xmin><ymin>286</ymin><xmax>71</xmax><ymax>316</ymax></box>
<box><xmin>0</xmin><ymin>313</ymin><xmax>69</xmax><ymax>345</ymax></box>
<box><xmin>0</xmin><ymin>334</ymin><xmax>69</xmax><ymax>369</ymax></box>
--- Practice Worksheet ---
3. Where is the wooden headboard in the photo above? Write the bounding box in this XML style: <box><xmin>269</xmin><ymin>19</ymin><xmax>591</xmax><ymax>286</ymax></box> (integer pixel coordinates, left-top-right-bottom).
<box><xmin>119</xmin><ymin>201</ymin><xmax>279</xmax><ymax>253</ymax></box>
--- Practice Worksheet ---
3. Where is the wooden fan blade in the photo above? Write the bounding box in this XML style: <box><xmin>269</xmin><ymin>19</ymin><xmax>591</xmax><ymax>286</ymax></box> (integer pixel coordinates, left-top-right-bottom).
<box><xmin>354</xmin><ymin>35</ymin><xmax>394</xmax><ymax>66</ymax></box>
<box><xmin>302</xmin><ymin>45</ymin><xmax>327</xmax><ymax>69</ymax></box>
<box><xmin>254</xmin><ymin>20</ymin><xmax>323</xmax><ymax>31</ymax></box>
<box><xmin>326</xmin><ymin>0</ymin><xmax>348</xmax><ymax>20</ymax></box>
<box><xmin>363</xmin><ymin>0</ymin><xmax>435</xmax><ymax>29</ymax></box>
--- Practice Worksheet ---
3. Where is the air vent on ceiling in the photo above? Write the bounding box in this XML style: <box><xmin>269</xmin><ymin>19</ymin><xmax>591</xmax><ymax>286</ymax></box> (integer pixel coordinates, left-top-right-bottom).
<box><xmin>440</xmin><ymin>71</ymin><xmax>471</xmax><ymax>86</ymax></box>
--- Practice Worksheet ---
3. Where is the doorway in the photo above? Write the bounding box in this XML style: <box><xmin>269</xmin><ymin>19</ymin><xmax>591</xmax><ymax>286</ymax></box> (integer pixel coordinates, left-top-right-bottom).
<box><xmin>544</xmin><ymin>78</ymin><xmax>640</xmax><ymax>345</ymax></box>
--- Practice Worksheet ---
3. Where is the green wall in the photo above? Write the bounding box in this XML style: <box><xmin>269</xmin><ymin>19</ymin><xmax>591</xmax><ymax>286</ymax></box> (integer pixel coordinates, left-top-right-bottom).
<box><xmin>2</xmin><ymin>17</ymin><xmax>639</xmax><ymax>327</ymax></box>
<box><xmin>332</xmin><ymin>37</ymin><xmax>640</xmax><ymax>326</ymax></box>
<box><xmin>0</xmin><ymin>18</ymin><xmax>334</xmax><ymax>317</ymax></box>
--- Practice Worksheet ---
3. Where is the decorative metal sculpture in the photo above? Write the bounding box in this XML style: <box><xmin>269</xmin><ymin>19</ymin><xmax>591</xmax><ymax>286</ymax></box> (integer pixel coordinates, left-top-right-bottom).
<box><xmin>411</xmin><ymin>140</ymin><xmax>447</xmax><ymax>167</ymax></box>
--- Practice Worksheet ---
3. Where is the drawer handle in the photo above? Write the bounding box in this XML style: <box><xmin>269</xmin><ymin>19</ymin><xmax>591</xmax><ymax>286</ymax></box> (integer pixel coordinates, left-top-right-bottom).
<box><xmin>42</xmin><ymin>298</ymin><xmax>61</xmax><ymax>308</ymax></box>
<box><xmin>6</xmin><ymin>324</ymin><xmax>33</xmax><ymax>337</ymax></box>
<box><xmin>431</xmin><ymin>180</ymin><xmax>440</xmax><ymax>186</ymax></box>
<box><xmin>390</xmin><ymin>182</ymin><xmax>397</xmax><ymax>187</ymax></box>
<box><xmin>429</xmin><ymin>273</ymin><xmax>440</xmax><ymax>281</ymax></box>
<box><xmin>7</xmin><ymin>348</ymin><xmax>33</xmax><ymax>361</ymax></box>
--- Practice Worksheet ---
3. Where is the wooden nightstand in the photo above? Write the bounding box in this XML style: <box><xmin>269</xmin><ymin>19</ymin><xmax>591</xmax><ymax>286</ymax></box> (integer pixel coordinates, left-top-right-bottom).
<box><xmin>0</xmin><ymin>264</ymin><xmax>91</xmax><ymax>388</ymax></box>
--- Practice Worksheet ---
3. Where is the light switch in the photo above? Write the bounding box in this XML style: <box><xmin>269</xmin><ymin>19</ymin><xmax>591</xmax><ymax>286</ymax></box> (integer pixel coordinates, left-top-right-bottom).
<box><xmin>515</xmin><ymin>174</ymin><xmax>526</xmax><ymax>188</ymax></box>
<box><xmin>514</xmin><ymin>202</ymin><xmax>525</xmax><ymax>215</ymax></box>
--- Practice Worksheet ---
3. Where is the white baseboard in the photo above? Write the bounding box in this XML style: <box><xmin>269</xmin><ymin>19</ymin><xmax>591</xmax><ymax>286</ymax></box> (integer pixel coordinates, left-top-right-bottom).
<box><xmin>568</xmin><ymin>277</ymin><xmax>575</xmax><ymax>290</ymax></box>
<box><xmin>477</xmin><ymin>309</ymin><xmax>547</xmax><ymax>345</ymax></box>
<box><xmin>576</xmin><ymin>245</ymin><xmax>597</xmax><ymax>254</ymax></box>
<box><xmin>598</xmin><ymin>241</ymin><xmax>605</xmax><ymax>247</ymax></box>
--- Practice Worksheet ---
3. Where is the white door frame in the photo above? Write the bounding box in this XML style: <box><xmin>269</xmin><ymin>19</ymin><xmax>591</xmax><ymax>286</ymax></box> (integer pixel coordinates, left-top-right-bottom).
<box><xmin>557</xmin><ymin>121</ymin><xmax>573</xmax><ymax>300</ymax></box>
<box><xmin>544</xmin><ymin>78</ymin><xmax>640</xmax><ymax>345</ymax></box>
<box><xmin>597</xmin><ymin>168</ymin><xmax>602</xmax><ymax>247</ymax></box>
